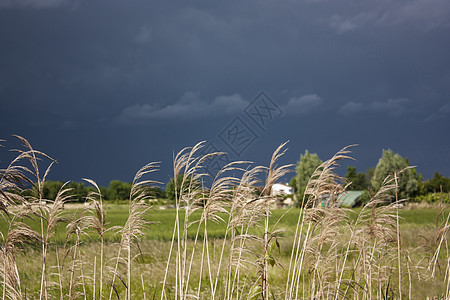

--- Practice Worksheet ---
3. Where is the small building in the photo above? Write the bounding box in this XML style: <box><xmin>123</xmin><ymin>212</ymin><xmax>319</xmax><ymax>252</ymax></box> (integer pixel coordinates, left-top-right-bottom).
<box><xmin>282</xmin><ymin>197</ymin><xmax>295</xmax><ymax>207</ymax></box>
<box><xmin>271</xmin><ymin>183</ymin><xmax>296</xmax><ymax>208</ymax></box>
<box><xmin>338</xmin><ymin>191</ymin><xmax>365</xmax><ymax>207</ymax></box>
<box><xmin>319</xmin><ymin>191</ymin><xmax>365</xmax><ymax>208</ymax></box>
<box><xmin>271</xmin><ymin>183</ymin><xmax>295</xmax><ymax>196</ymax></box>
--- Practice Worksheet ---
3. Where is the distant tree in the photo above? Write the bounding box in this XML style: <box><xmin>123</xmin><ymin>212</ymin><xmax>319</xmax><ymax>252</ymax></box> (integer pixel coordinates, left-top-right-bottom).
<box><xmin>345</xmin><ymin>166</ymin><xmax>369</xmax><ymax>190</ymax></box>
<box><xmin>107</xmin><ymin>180</ymin><xmax>132</xmax><ymax>200</ymax></box>
<box><xmin>371</xmin><ymin>149</ymin><xmax>419</xmax><ymax>200</ymax></box>
<box><xmin>100</xmin><ymin>186</ymin><xmax>109</xmax><ymax>199</ymax></box>
<box><xmin>365</xmin><ymin>167</ymin><xmax>375</xmax><ymax>185</ymax></box>
<box><xmin>289</xmin><ymin>176</ymin><xmax>297</xmax><ymax>192</ymax></box>
<box><xmin>42</xmin><ymin>180</ymin><xmax>65</xmax><ymax>200</ymax></box>
<box><xmin>295</xmin><ymin>150</ymin><xmax>323</xmax><ymax>201</ymax></box>
<box><xmin>148</xmin><ymin>187</ymin><xmax>165</xmax><ymax>199</ymax></box>
<box><xmin>422</xmin><ymin>171</ymin><xmax>450</xmax><ymax>194</ymax></box>
<box><xmin>68</xmin><ymin>181</ymin><xmax>92</xmax><ymax>202</ymax></box>
<box><xmin>165</xmin><ymin>174</ymin><xmax>200</xmax><ymax>201</ymax></box>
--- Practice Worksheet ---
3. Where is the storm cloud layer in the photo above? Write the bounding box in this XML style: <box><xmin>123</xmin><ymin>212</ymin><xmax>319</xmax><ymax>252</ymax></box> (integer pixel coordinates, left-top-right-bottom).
<box><xmin>1</xmin><ymin>0</ymin><xmax>449</xmax><ymax>185</ymax></box>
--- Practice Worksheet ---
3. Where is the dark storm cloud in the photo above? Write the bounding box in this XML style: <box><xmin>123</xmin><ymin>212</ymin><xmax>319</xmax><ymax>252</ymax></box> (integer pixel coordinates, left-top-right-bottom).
<box><xmin>425</xmin><ymin>103</ymin><xmax>450</xmax><ymax>122</ymax></box>
<box><xmin>1</xmin><ymin>0</ymin><xmax>450</xmax><ymax>184</ymax></box>
<box><xmin>325</xmin><ymin>0</ymin><xmax>450</xmax><ymax>32</ymax></box>
<box><xmin>283</xmin><ymin>94</ymin><xmax>324</xmax><ymax>116</ymax></box>
<box><xmin>118</xmin><ymin>92</ymin><xmax>248</xmax><ymax>123</ymax></box>
<box><xmin>338</xmin><ymin>98</ymin><xmax>410</xmax><ymax>116</ymax></box>
<box><xmin>0</xmin><ymin>0</ymin><xmax>73</xmax><ymax>9</ymax></box>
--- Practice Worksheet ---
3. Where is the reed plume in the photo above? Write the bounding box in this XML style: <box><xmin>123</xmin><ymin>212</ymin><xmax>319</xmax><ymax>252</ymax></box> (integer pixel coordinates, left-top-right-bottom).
<box><xmin>107</xmin><ymin>162</ymin><xmax>159</xmax><ymax>300</ymax></box>
<box><xmin>286</xmin><ymin>145</ymin><xmax>354</xmax><ymax>300</ymax></box>
<box><xmin>1</xmin><ymin>218</ymin><xmax>41</xmax><ymax>300</ymax></box>
<box><xmin>83</xmin><ymin>178</ymin><xmax>108</xmax><ymax>299</ymax></box>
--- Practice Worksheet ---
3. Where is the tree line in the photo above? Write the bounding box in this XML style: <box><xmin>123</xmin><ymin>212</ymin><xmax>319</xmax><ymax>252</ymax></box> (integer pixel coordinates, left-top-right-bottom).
<box><xmin>290</xmin><ymin>148</ymin><xmax>450</xmax><ymax>204</ymax></box>
<box><xmin>34</xmin><ymin>180</ymin><xmax>165</xmax><ymax>203</ymax></box>
<box><xmin>35</xmin><ymin>149</ymin><xmax>450</xmax><ymax>204</ymax></box>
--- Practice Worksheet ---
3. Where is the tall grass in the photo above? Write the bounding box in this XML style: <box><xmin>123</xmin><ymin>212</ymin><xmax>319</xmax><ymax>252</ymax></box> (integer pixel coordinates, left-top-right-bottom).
<box><xmin>1</xmin><ymin>136</ymin><xmax>449</xmax><ymax>299</ymax></box>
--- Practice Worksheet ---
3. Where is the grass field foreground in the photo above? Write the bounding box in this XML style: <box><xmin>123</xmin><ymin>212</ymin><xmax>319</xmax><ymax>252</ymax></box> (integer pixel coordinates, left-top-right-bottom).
<box><xmin>1</xmin><ymin>137</ymin><xmax>450</xmax><ymax>299</ymax></box>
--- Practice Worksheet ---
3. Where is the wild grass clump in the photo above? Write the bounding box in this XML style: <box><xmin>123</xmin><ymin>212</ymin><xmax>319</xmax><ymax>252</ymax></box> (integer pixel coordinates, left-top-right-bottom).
<box><xmin>1</xmin><ymin>136</ymin><xmax>449</xmax><ymax>299</ymax></box>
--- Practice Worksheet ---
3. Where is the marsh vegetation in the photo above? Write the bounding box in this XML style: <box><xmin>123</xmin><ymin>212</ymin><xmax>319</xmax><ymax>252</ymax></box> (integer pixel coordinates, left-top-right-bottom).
<box><xmin>1</xmin><ymin>136</ymin><xmax>449</xmax><ymax>299</ymax></box>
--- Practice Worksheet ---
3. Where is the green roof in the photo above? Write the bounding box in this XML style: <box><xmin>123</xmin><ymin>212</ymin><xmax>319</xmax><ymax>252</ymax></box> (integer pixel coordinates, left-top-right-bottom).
<box><xmin>338</xmin><ymin>191</ymin><xmax>365</xmax><ymax>207</ymax></box>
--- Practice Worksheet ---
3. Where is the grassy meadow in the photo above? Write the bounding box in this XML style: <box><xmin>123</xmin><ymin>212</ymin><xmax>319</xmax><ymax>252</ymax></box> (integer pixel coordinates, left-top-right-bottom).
<box><xmin>2</xmin><ymin>206</ymin><xmax>448</xmax><ymax>299</ymax></box>
<box><xmin>1</xmin><ymin>137</ymin><xmax>450</xmax><ymax>299</ymax></box>
<box><xmin>1</xmin><ymin>205</ymin><xmax>446</xmax><ymax>242</ymax></box>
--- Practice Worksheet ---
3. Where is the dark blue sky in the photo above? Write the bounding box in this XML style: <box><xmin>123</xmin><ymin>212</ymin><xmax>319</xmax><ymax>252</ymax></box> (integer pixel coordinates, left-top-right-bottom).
<box><xmin>1</xmin><ymin>0</ymin><xmax>450</xmax><ymax>186</ymax></box>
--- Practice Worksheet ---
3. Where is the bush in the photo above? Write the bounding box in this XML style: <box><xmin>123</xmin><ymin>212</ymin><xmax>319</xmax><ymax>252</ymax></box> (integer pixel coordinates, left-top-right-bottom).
<box><xmin>412</xmin><ymin>192</ymin><xmax>450</xmax><ymax>203</ymax></box>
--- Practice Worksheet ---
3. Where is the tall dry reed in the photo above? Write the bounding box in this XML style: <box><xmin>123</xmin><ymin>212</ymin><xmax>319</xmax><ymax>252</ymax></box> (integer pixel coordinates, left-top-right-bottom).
<box><xmin>1</xmin><ymin>136</ymin><xmax>449</xmax><ymax>299</ymax></box>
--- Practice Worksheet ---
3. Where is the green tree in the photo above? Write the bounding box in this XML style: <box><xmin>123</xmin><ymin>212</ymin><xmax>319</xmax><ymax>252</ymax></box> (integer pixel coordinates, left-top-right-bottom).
<box><xmin>107</xmin><ymin>180</ymin><xmax>132</xmax><ymax>200</ymax></box>
<box><xmin>68</xmin><ymin>181</ymin><xmax>92</xmax><ymax>202</ymax></box>
<box><xmin>289</xmin><ymin>176</ymin><xmax>297</xmax><ymax>193</ymax></box>
<box><xmin>345</xmin><ymin>166</ymin><xmax>369</xmax><ymax>190</ymax></box>
<box><xmin>422</xmin><ymin>171</ymin><xmax>450</xmax><ymax>194</ymax></box>
<box><xmin>371</xmin><ymin>149</ymin><xmax>419</xmax><ymax>200</ymax></box>
<box><xmin>100</xmin><ymin>186</ymin><xmax>109</xmax><ymax>199</ymax></box>
<box><xmin>295</xmin><ymin>150</ymin><xmax>323</xmax><ymax>201</ymax></box>
<box><xmin>366</xmin><ymin>167</ymin><xmax>375</xmax><ymax>185</ymax></box>
<box><xmin>148</xmin><ymin>187</ymin><xmax>165</xmax><ymax>199</ymax></box>
<box><xmin>42</xmin><ymin>180</ymin><xmax>65</xmax><ymax>200</ymax></box>
<box><xmin>165</xmin><ymin>174</ymin><xmax>199</xmax><ymax>201</ymax></box>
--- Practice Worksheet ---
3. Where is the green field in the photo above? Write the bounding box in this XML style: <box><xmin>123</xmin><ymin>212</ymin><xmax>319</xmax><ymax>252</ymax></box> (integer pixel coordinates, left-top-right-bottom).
<box><xmin>2</xmin><ymin>205</ymin><xmax>445</xmax><ymax>243</ymax></box>
<box><xmin>2</xmin><ymin>204</ymin><xmax>449</xmax><ymax>299</ymax></box>
<box><xmin>2</xmin><ymin>139</ymin><xmax>449</xmax><ymax>299</ymax></box>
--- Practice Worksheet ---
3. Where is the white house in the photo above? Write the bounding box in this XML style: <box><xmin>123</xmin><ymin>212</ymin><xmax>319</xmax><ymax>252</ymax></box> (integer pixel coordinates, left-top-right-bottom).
<box><xmin>271</xmin><ymin>183</ymin><xmax>294</xmax><ymax>196</ymax></box>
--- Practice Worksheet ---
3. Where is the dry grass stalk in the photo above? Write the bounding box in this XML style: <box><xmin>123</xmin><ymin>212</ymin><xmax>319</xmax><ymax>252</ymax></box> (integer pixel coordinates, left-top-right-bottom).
<box><xmin>220</xmin><ymin>163</ymin><xmax>264</xmax><ymax>299</ymax></box>
<box><xmin>106</xmin><ymin>162</ymin><xmax>159</xmax><ymax>300</ymax></box>
<box><xmin>337</xmin><ymin>169</ymin><xmax>411</xmax><ymax>299</ymax></box>
<box><xmin>189</xmin><ymin>162</ymin><xmax>243</xmax><ymax>299</ymax></box>
<box><xmin>65</xmin><ymin>212</ymin><xmax>91</xmax><ymax>300</ymax></box>
<box><xmin>7</xmin><ymin>136</ymin><xmax>58</xmax><ymax>300</ymax></box>
<box><xmin>0</xmin><ymin>136</ymin><xmax>63</xmax><ymax>300</ymax></box>
<box><xmin>260</xmin><ymin>142</ymin><xmax>293</xmax><ymax>300</ymax></box>
<box><xmin>219</xmin><ymin>142</ymin><xmax>292</xmax><ymax>300</ymax></box>
<box><xmin>3</xmin><ymin>136</ymin><xmax>450</xmax><ymax>299</ymax></box>
<box><xmin>428</xmin><ymin>197</ymin><xmax>450</xmax><ymax>279</ymax></box>
<box><xmin>83</xmin><ymin>178</ymin><xmax>112</xmax><ymax>300</ymax></box>
<box><xmin>286</xmin><ymin>145</ymin><xmax>354</xmax><ymax>300</ymax></box>
<box><xmin>161</xmin><ymin>142</ymin><xmax>224</xmax><ymax>299</ymax></box>
<box><xmin>1</xmin><ymin>218</ymin><xmax>41</xmax><ymax>300</ymax></box>
<box><xmin>37</xmin><ymin>184</ymin><xmax>71</xmax><ymax>300</ymax></box>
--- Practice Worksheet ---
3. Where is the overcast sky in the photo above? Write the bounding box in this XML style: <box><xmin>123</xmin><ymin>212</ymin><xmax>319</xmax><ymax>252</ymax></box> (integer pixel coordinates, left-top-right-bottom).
<box><xmin>1</xmin><ymin>0</ymin><xmax>450</xmax><ymax>187</ymax></box>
